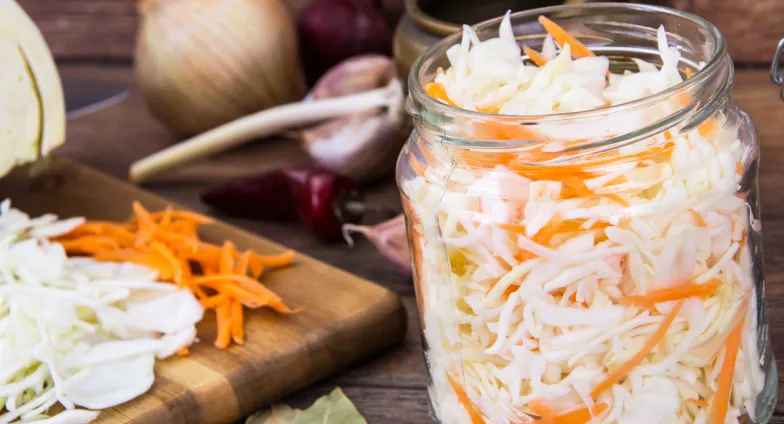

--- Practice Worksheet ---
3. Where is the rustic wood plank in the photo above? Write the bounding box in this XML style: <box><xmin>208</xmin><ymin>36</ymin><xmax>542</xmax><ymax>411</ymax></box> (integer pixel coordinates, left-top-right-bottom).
<box><xmin>24</xmin><ymin>0</ymin><xmax>783</xmax><ymax>63</ymax></box>
<box><xmin>671</xmin><ymin>0</ymin><xmax>784</xmax><ymax>64</ymax></box>
<box><xmin>46</xmin><ymin>65</ymin><xmax>784</xmax><ymax>422</ymax></box>
<box><xmin>23</xmin><ymin>0</ymin><xmax>138</xmax><ymax>60</ymax></box>
<box><xmin>23</xmin><ymin>0</ymin><xmax>317</xmax><ymax>60</ymax></box>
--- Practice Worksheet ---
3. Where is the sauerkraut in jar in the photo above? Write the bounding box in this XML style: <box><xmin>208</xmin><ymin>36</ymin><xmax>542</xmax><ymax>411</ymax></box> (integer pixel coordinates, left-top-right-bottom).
<box><xmin>397</xmin><ymin>4</ymin><xmax>777</xmax><ymax>424</ymax></box>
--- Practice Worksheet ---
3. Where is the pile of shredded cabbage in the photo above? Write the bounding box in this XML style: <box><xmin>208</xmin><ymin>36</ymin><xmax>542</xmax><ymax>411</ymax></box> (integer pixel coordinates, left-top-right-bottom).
<box><xmin>403</xmin><ymin>12</ymin><xmax>765</xmax><ymax>424</ymax></box>
<box><xmin>0</xmin><ymin>200</ymin><xmax>204</xmax><ymax>423</ymax></box>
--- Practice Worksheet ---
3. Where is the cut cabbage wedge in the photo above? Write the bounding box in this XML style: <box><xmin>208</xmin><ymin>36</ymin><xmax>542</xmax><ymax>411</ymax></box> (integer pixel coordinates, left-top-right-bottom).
<box><xmin>0</xmin><ymin>0</ymin><xmax>65</xmax><ymax>178</ymax></box>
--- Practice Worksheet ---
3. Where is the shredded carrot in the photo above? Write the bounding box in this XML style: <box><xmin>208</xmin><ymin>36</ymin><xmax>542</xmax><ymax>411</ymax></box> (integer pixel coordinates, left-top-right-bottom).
<box><xmin>553</xmin><ymin>403</ymin><xmax>608</xmax><ymax>424</ymax></box>
<box><xmin>688</xmin><ymin>209</ymin><xmax>707</xmax><ymax>227</ymax></box>
<box><xmin>176</xmin><ymin>346</ymin><xmax>189</xmax><ymax>356</ymax></box>
<box><xmin>249</xmin><ymin>250</ymin><xmax>295</xmax><ymax>268</ymax></box>
<box><xmin>425</xmin><ymin>82</ymin><xmax>458</xmax><ymax>107</ymax></box>
<box><xmin>220</xmin><ymin>241</ymin><xmax>236</xmax><ymax>274</ymax></box>
<box><xmin>619</xmin><ymin>279</ymin><xmax>721</xmax><ymax>307</ymax></box>
<box><xmin>235</xmin><ymin>250</ymin><xmax>251</xmax><ymax>274</ymax></box>
<box><xmin>529</xmin><ymin>400</ymin><xmax>608</xmax><ymax>424</ymax></box>
<box><xmin>200</xmin><ymin>294</ymin><xmax>229</xmax><ymax>309</ymax></box>
<box><xmin>215</xmin><ymin>303</ymin><xmax>232</xmax><ymax>349</ymax></box>
<box><xmin>591</xmin><ymin>300</ymin><xmax>684</xmax><ymax>398</ymax></box>
<box><xmin>698</xmin><ymin>119</ymin><xmax>718</xmax><ymax>138</ymax></box>
<box><xmin>529</xmin><ymin>399</ymin><xmax>557</xmax><ymax>421</ymax></box>
<box><xmin>524</xmin><ymin>45</ymin><xmax>548</xmax><ymax>67</ymax></box>
<box><xmin>686</xmin><ymin>398</ymin><xmax>710</xmax><ymax>408</ymax></box>
<box><xmin>53</xmin><ymin>202</ymin><xmax>298</xmax><ymax>351</ymax></box>
<box><xmin>149</xmin><ymin>209</ymin><xmax>214</xmax><ymax>224</ymax></box>
<box><xmin>190</xmin><ymin>274</ymin><xmax>294</xmax><ymax>313</ymax></box>
<box><xmin>538</xmin><ymin>16</ymin><xmax>595</xmax><ymax>58</ymax></box>
<box><xmin>712</xmin><ymin>312</ymin><xmax>746</xmax><ymax>424</ymax></box>
<box><xmin>446</xmin><ymin>373</ymin><xmax>485</xmax><ymax>424</ymax></box>
<box><xmin>685</xmin><ymin>68</ymin><xmax>693</xmax><ymax>79</ymax></box>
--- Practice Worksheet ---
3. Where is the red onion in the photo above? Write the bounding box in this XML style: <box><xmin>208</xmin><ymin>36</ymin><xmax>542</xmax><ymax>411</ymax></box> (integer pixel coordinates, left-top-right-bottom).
<box><xmin>297</xmin><ymin>0</ymin><xmax>393</xmax><ymax>86</ymax></box>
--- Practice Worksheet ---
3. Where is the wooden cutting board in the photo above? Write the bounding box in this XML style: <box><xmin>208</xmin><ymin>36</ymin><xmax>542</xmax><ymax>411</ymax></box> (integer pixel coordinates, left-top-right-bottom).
<box><xmin>0</xmin><ymin>159</ymin><xmax>406</xmax><ymax>424</ymax></box>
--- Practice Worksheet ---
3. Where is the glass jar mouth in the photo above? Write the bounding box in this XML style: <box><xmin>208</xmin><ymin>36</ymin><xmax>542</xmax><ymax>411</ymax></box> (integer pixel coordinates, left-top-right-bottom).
<box><xmin>407</xmin><ymin>2</ymin><xmax>727</xmax><ymax>126</ymax></box>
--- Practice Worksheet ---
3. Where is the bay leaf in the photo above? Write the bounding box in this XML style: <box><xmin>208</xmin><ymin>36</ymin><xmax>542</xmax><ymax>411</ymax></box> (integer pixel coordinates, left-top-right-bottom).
<box><xmin>291</xmin><ymin>388</ymin><xmax>367</xmax><ymax>424</ymax></box>
<box><xmin>245</xmin><ymin>405</ymin><xmax>301</xmax><ymax>424</ymax></box>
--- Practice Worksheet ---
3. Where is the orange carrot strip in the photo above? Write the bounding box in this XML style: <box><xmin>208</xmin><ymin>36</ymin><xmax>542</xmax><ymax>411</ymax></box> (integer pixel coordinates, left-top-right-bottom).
<box><xmin>158</xmin><ymin>205</ymin><xmax>174</xmax><ymax>226</ymax></box>
<box><xmin>149</xmin><ymin>209</ymin><xmax>215</xmax><ymax>224</ymax></box>
<box><xmin>151</xmin><ymin>242</ymin><xmax>184</xmax><ymax>284</ymax></box>
<box><xmin>190</xmin><ymin>284</ymin><xmax>210</xmax><ymax>299</ymax></box>
<box><xmin>60</xmin><ymin>222</ymin><xmax>136</xmax><ymax>245</ymax></box>
<box><xmin>164</xmin><ymin>220</ymin><xmax>199</xmax><ymax>237</ymax></box>
<box><xmin>193</xmin><ymin>279</ymin><xmax>285</xmax><ymax>311</ymax></box>
<box><xmin>58</xmin><ymin>237</ymin><xmax>119</xmax><ymax>254</ymax></box>
<box><xmin>619</xmin><ymin>280</ymin><xmax>721</xmax><ymax>307</ymax></box>
<box><xmin>538</xmin><ymin>16</ymin><xmax>595</xmax><ymax>58</ymax></box>
<box><xmin>712</xmin><ymin>312</ymin><xmax>746</xmax><ymax>424</ymax></box>
<box><xmin>425</xmin><ymin>82</ymin><xmax>458</xmax><ymax>107</ymax></box>
<box><xmin>132</xmin><ymin>201</ymin><xmax>154</xmax><ymax>226</ymax></box>
<box><xmin>524</xmin><ymin>46</ymin><xmax>548</xmax><ymax>67</ymax></box>
<box><xmin>220</xmin><ymin>241</ymin><xmax>236</xmax><ymax>274</ymax></box>
<box><xmin>200</xmin><ymin>294</ymin><xmax>229</xmax><ymax>309</ymax></box>
<box><xmin>235</xmin><ymin>250</ymin><xmax>251</xmax><ymax>275</ymax></box>
<box><xmin>529</xmin><ymin>399</ymin><xmax>556</xmax><ymax>421</ymax></box>
<box><xmin>554</xmin><ymin>403</ymin><xmax>609</xmax><ymax>424</ymax></box>
<box><xmin>688</xmin><ymin>209</ymin><xmax>707</xmax><ymax>227</ymax></box>
<box><xmin>698</xmin><ymin>119</ymin><xmax>718</xmax><ymax>138</ymax></box>
<box><xmin>591</xmin><ymin>300</ymin><xmax>684</xmax><ymax>398</ymax></box>
<box><xmin>685</xmin><ymin>68</ymin><xmax>693</xmax><ymax>79</ymax></box>
<box><xmin>133</xmin><ymin>206</ymin><xmax>157</xmax><ymax>247</ymax></box>
<box><xmin>686</xmin><ymin>398</ymin><xmax>709</xmax><ymax>408</ymax></box>
<box><xmin>176</xmin><ymin>346</ymin><xmax>189</xmax><ymax>356</ymax></box>
<box><xmin>231</xmin><ymin>300</ymin><xmax>245</xmax><ymax>345</ymax></box>
<box><xmin>446</xmin><ymin>373</ymin><xmax>485</xmax><ymax>424</ymax></box>
<box><xmin>214</xmin><ymin>303</ymin><xmax>232</xmax><ymax>349</ymax></box>
<box><xmin>191</xmin><ymin>274</ymin><xmax>293</xmax><ymax>313</ymax></box>
<box><xmin>249</xmin><ymin>250</ymin><xmax>295</xmax><ymax>267</ymax></box>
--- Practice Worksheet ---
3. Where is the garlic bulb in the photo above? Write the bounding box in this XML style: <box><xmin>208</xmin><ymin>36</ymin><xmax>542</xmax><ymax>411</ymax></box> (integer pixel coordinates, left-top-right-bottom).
<box><xmin>134</xmin><ymin>0</ymin><xmax>305</xmax><ymax>136</ymax></box>
<box><xmin>302</xmin><ymin>55</ymin><xmax>409</xmax><ymax>182</ymax></box>
<box><xmin>0</xmin><ymin>0</ymin><xmax>65</xmax><ymax>179</ymax></box>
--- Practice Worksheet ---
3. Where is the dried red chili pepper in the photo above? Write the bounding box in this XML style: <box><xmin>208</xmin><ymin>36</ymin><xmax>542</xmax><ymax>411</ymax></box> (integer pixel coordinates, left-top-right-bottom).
<box><xmin>200</xmin><ymin>166</ymin><xmax>364</xmax><ymax>241</ymax></box>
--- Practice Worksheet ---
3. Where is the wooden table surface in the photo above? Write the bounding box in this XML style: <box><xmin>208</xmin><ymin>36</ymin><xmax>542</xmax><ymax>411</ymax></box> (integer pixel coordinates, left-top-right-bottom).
<box><xmin>53</xmin><ymin>64</ymin><xmax>784</xmax><ymax>423</ymax></box>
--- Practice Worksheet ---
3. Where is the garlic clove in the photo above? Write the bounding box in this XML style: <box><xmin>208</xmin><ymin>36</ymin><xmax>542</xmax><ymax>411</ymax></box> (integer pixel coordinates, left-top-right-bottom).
<box><xmin>302</xmin><ymin>55</ymin><xmax>409</xmax><ymax>182</ymax></box>
<box><xmin>342</xmin><ymin>214</ymin><xmax>411</xmax><ymax>274</ymax></box>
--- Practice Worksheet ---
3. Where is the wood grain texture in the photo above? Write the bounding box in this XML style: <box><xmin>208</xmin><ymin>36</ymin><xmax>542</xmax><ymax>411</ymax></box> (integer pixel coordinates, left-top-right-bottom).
<box><xmin>671</xmin><ymin>0</ymin><xmax>784</xmax><ymax>64</ymax></box>
<box><xmin>22</xmin><ymin>0</ymin><xmax>317</xmax><ymax>60</ymax></box>
<box><xmin>0</xmin><ymin>159</ymin><xmax>406</xmax><ymax>424</ymax></box>
<box><xmin>25</xmin><ymin>0</ymin><xmax>783</xmax><ymax>63</ymax></box>
<box><xmin>43</xmin><ymin>65</ymin><xmax>784</xmax><ymax>422</ymax></box>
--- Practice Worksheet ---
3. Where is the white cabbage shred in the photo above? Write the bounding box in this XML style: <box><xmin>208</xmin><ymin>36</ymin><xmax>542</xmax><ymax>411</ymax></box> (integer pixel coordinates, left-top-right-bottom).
<box><xmin>406</xmin><ymin>12</ymin><xmax>765</xmax><ymax>424</ymax></box>
<box><xmin>0</xmin><ymin>200</ymin><xmax>204</xmax><ymax>423</ymax></box>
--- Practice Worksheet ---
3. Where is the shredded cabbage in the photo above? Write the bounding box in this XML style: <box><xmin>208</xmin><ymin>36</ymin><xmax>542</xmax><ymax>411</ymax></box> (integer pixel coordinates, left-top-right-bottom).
<box><xmin>0</xmin><ymin>200</ymin><xmax>204</xmax><ymax>423</ymax></box>
<box><xmin>405</xmin><ymin>12</ymin><xmax>765</xmax><ymax>424</ymax></box>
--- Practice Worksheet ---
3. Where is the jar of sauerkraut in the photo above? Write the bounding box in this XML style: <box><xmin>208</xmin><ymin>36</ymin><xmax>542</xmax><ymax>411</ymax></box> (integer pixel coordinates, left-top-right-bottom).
<box><xmin>397</xmin><ymin>4</ymin><xmax>777</xmax><ymax>424</ymax></box>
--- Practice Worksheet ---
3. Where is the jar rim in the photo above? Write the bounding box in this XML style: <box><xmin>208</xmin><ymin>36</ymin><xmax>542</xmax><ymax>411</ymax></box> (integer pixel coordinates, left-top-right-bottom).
<box><xmin>407</xmin><ymin>2</ymin><xmax>727</xmax><ymax>126</ymax></box>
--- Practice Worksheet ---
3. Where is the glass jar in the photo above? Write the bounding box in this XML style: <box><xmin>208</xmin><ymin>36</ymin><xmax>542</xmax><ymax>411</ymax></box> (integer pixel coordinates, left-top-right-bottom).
<box><xmin>396</xmin><ymin>4</ymin><xmax>777</xmax><ymax>424</ymax></box>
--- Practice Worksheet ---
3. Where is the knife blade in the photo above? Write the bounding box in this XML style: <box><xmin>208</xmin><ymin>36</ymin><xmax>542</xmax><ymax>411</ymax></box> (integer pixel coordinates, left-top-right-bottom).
<box><xmin>63</xmin><ymin>78</ymin><xmax>130</xmax><ymax>120</ymax></box>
